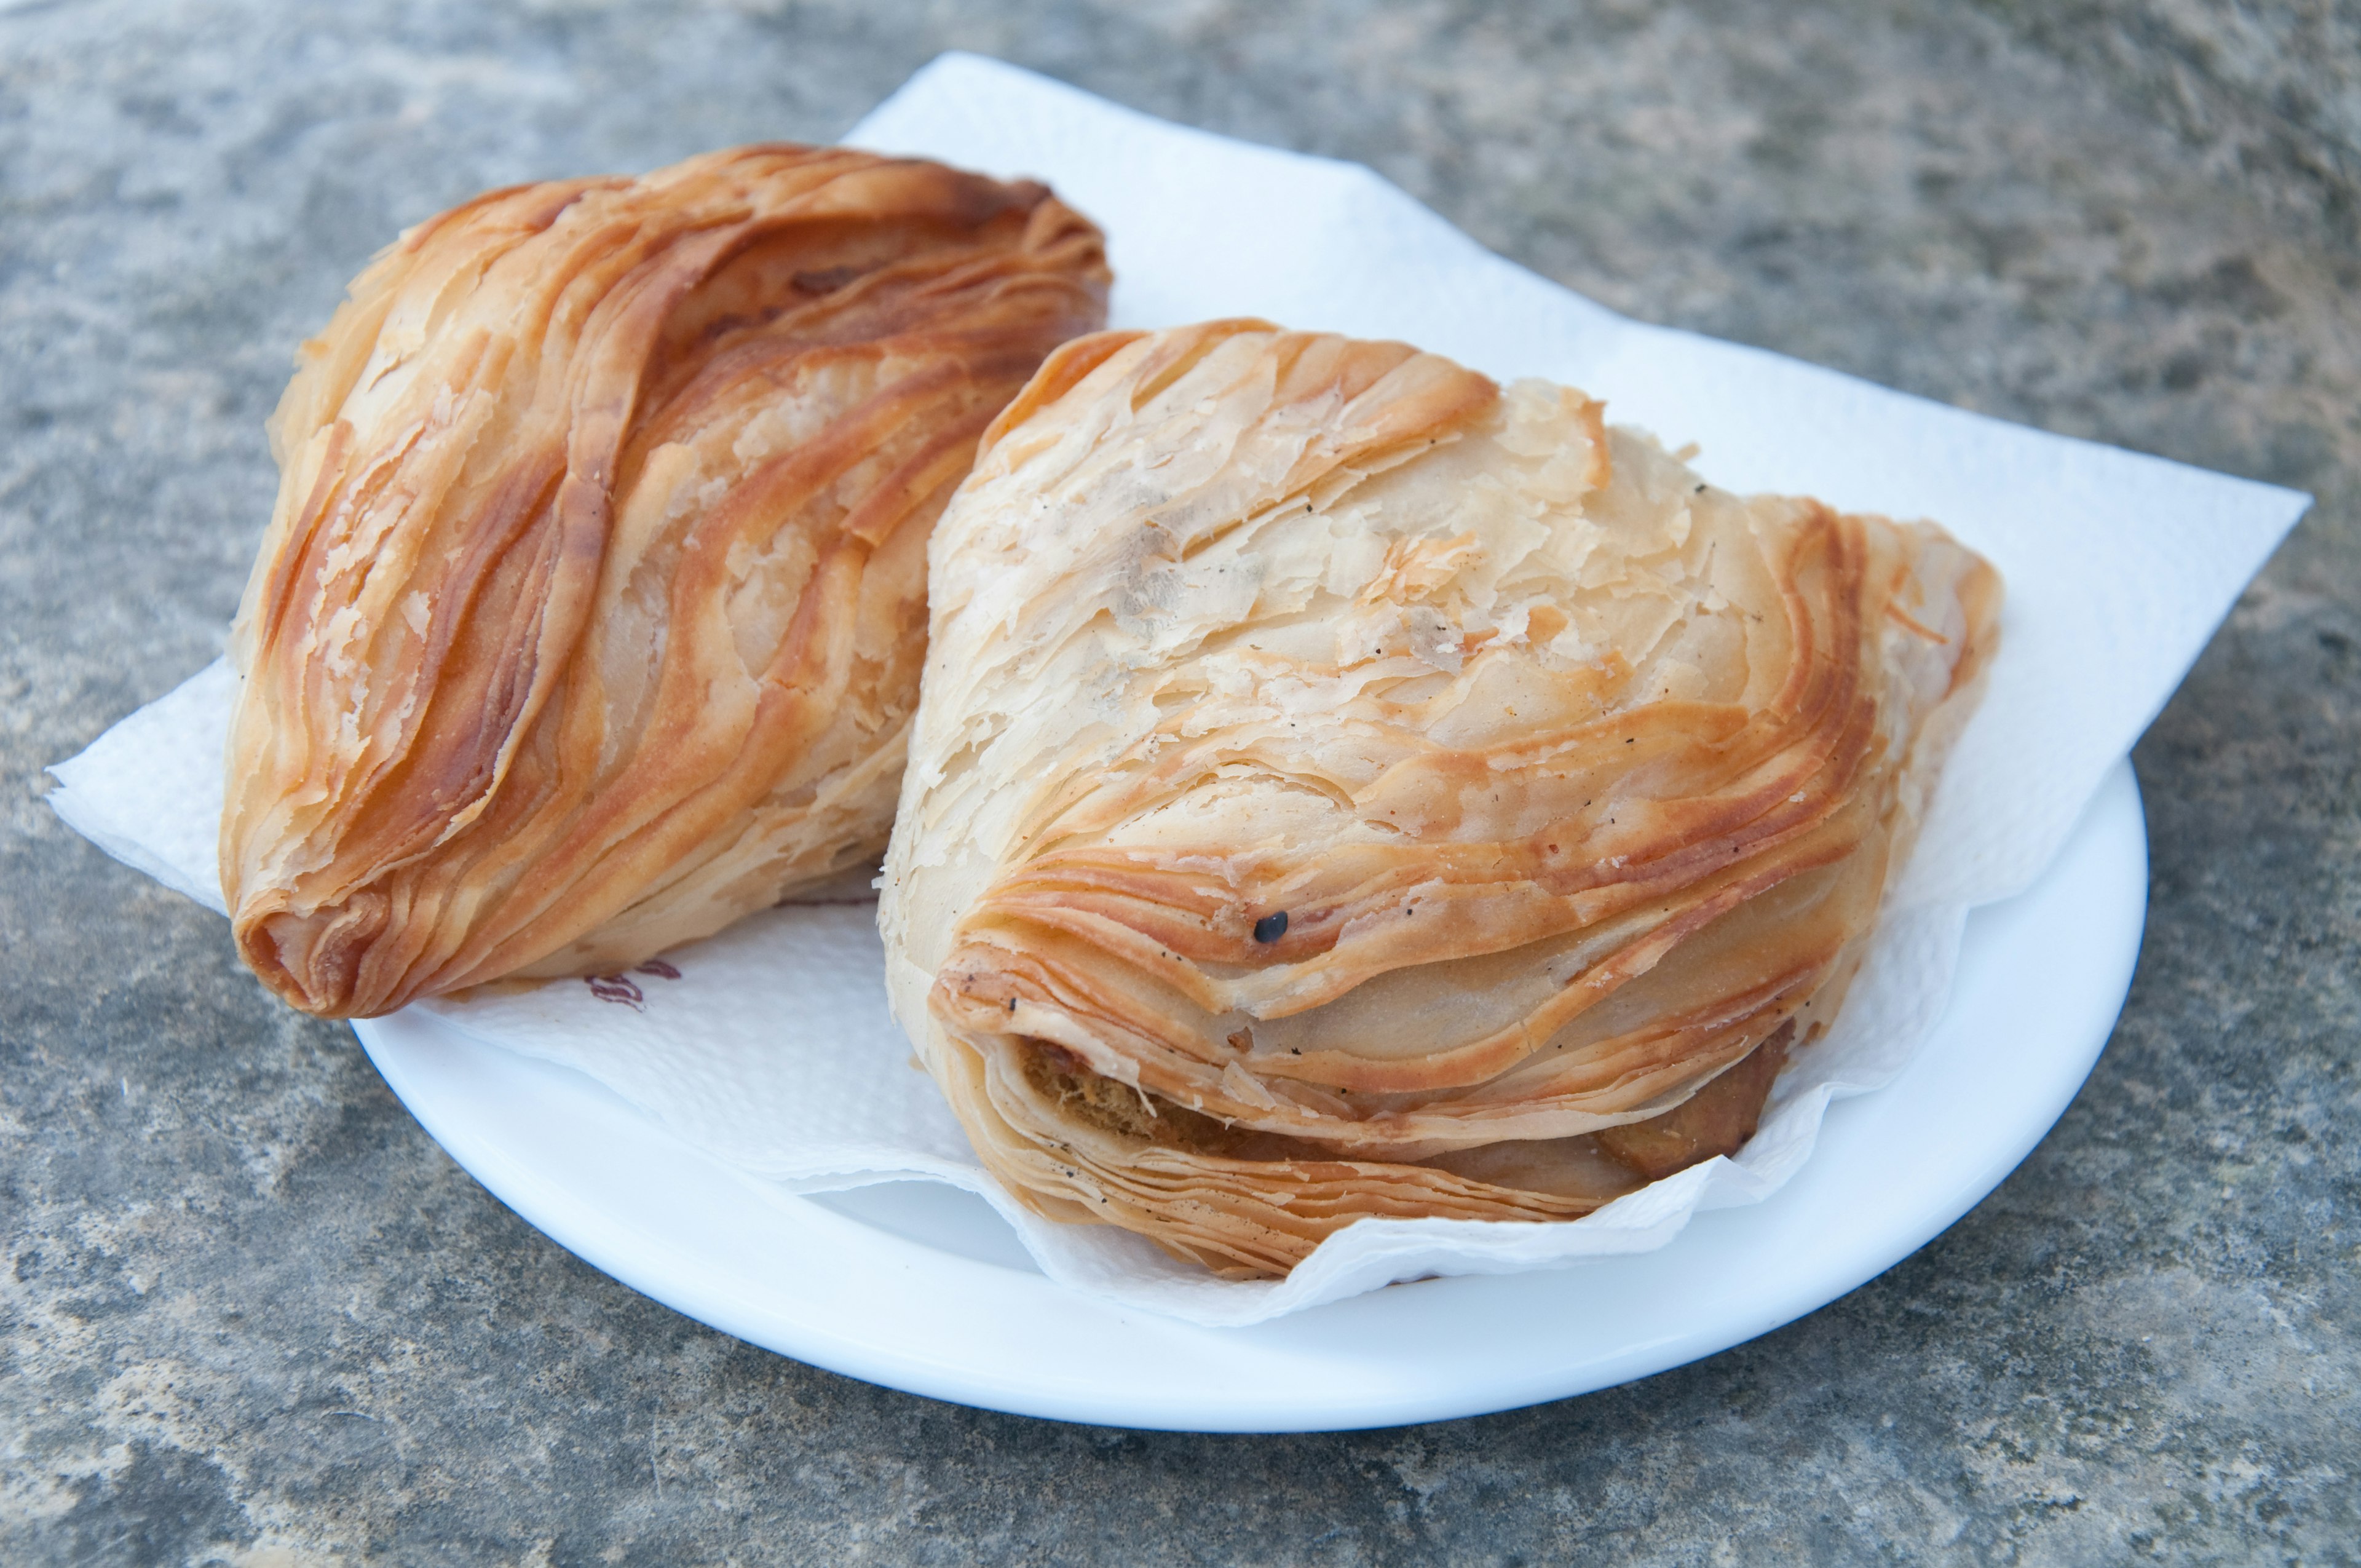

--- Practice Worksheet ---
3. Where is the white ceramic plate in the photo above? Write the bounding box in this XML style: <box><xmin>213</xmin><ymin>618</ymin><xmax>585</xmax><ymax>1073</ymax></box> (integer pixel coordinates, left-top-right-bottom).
<box><xmin>349</xmin><ymin>761</ymin><xmax>2145</xmax><ymax>1433</ymax></box>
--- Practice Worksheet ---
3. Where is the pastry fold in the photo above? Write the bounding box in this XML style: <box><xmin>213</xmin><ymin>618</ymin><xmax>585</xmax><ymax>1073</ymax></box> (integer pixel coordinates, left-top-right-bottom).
<box><xmin>223</xmin><ymin>145</ymin><xmax>1109</xmax><ymax>1017</ymax></box>
<box><xmin>880</xmin><ymin>320</ymin><xmax>2001</xmax><ymax>1278</ymax></box>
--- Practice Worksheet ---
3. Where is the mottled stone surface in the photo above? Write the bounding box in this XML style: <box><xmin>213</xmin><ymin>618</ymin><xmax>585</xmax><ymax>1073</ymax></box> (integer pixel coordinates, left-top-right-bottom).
<box><xmin>4</xmin><ymin>1</ymin><xmax>2356</xmax><ymax>1561</ymax></box>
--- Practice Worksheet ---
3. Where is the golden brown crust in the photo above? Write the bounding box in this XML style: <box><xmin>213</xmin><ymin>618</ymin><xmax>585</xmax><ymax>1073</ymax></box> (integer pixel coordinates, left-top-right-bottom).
<box><xmin>880</xmin><ymin>323</ymin><xmax>2001</xmax><ymax>1278</ymax></box>
<box><xmin>223</xmin><ymin>145</ymin><xmax>1109</xmax><ymax>1016</ymax></box>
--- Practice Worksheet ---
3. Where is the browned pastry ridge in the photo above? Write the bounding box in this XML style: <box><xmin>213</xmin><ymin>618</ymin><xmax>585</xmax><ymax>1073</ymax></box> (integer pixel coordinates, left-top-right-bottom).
<box><xmin>879</xmin><ymin>320</ymin><xmax>2001</xmax><ymax>1279</ymax></box>
<box><xmin>222</xmin><ymin>145</ymin><xmax>1109</xmax><ymax>1017</ymax></box>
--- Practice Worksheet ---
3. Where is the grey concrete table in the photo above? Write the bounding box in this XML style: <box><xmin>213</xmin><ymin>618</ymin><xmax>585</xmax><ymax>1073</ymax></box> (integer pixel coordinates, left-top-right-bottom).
<box><xmin>6</xmin><ymin>2</ymin><xmax>2356</xmax><ymax>1562</ymax></box>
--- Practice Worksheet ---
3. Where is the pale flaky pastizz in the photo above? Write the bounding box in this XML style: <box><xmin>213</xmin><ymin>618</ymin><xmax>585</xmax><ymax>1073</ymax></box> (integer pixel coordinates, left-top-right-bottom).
<box><xmin>880</xmin><ymin>321</ymin><xmax>2001</xmax><ymax>1279</ymax></box>
<box><xmin>224</xmin><ymin>145</ymin><xmax>1108</xmax><ymax>1018</ymax></box>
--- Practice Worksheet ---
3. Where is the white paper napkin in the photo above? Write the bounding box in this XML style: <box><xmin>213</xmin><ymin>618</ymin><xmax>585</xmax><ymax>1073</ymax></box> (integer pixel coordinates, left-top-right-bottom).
<box><xmin>47</xmin><ymin>54</ymin><xmax>2308</xmax><ymax>1327</ymax></box>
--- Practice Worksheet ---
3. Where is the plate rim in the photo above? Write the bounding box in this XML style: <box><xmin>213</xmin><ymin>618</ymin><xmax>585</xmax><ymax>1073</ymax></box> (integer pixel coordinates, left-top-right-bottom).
<box><xmin>353</xmin><ymin>761</ymin><xmax>2146</xmax><ymax>1433</ymax></box>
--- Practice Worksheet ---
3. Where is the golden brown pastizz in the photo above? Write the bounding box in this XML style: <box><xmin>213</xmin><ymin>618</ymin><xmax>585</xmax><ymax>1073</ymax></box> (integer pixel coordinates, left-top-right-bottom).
<box><xmin>879</xmin><ymin>320</ymin><xmax>2000</xmax><ymax>1279</ymax></box>
<box><xmin>223</xmin><ymin>145</ymin><xmax>1109</xmax><ymax>1017</ymax></box>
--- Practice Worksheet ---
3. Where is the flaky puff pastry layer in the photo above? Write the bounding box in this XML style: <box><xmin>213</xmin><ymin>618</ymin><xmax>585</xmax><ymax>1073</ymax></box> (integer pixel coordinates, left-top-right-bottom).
<box><xmin>880</xmin><ymin>321</ymin><xmax>2001</xmax><ymax>1279</ymax></box>
<box><xmin>224</xmin><ymin>146</ymin><xmax>1109</xmax><ymax>1017</ymax></box>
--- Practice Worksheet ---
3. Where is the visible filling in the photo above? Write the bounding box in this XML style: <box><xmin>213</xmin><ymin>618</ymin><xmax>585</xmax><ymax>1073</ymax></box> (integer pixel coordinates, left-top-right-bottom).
<box><xmin>1596</xmin><ymin>1021</ymin><xmax>1793</xmax><ymax>1179</ymax></box>
<box><xmin>1014</xmin><ymin>1021</ymin><xmax>1795</xmax><ymax>1197</ymax></box>
<box><xmin>1018</xmin><ymin>1042</ymin><xmax>1331</xmax><ymax>1164</ymax></box>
